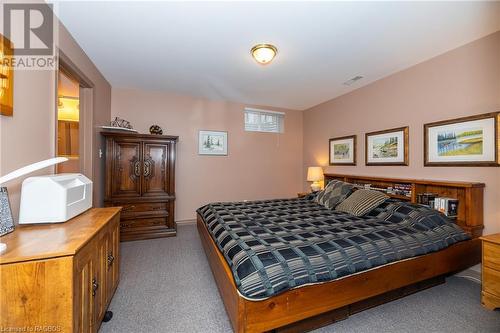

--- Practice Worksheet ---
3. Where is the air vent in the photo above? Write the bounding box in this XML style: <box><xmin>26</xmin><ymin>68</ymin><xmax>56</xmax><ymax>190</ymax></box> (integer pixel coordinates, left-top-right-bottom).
<box><xmin>343</xmin><ymin>76</ymin><xmax>364</xmax><ymax>86</ymax></box>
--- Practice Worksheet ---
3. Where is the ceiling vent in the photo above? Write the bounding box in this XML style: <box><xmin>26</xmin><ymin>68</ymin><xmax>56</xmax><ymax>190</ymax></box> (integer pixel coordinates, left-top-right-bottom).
<box><xmin>343</xmin><ymin>76</ymin><xmax>364</xmax><ymax>86</ymax></box>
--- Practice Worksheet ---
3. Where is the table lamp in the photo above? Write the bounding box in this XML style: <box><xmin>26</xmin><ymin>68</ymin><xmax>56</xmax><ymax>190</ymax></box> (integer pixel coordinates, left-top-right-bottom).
<box><xmin>307</xmin><ymin>166</ymin><xmax>323</xmax><ymax>192</ymax></box>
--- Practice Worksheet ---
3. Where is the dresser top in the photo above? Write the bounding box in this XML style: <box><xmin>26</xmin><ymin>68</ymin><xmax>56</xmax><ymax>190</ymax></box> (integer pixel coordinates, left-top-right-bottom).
<box><xmin>0</xmin><ymin>207</ymin><xmax>121</xmax><ymax>265</ymax></box>
<box><xmin>101</xmin><ymin>131</ymin><xmax>179</xmax><ymax>141</ymax></box>
<box><xmin>480</xmin><ymin>233</ymin><xmax>500</xmax><ymax>245</ymax></box>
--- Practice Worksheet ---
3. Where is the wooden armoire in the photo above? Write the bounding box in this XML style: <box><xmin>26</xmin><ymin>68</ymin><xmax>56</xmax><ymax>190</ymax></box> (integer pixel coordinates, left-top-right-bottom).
<box><xmin>102</xmin><ymin>131</ymin><xmax>178</xmax><ymax>241</ymax></box>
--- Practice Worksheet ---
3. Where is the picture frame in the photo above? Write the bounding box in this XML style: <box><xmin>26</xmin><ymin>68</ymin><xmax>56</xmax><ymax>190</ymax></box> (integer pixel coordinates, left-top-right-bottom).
<box><xmin>0</xmin><ymin>187</ymin><xmax>15</xmax><ymax>236</ymax></box>
<box><xmin>424</xmin><ymin>112</ymin><xmax>499</xmax><ymax>166</ymax></box>
<box><xmin>365</xmin><ymin>126</ymin><xmax>409</xmax><ymax>166</ymax></box>
<box><xmin>329</xmin><ymin>135</ymin><xmax>356</xmax><ymax>165</ymax></box>
<box><xmin>198</xmin><ymin>130</ymin><xmax>228</xmax><ymax>156</ymax></box>
<box><xmin>0</xmin><ymin>34</ymin><xmax>14</xmax><ymax>117</ymax></box>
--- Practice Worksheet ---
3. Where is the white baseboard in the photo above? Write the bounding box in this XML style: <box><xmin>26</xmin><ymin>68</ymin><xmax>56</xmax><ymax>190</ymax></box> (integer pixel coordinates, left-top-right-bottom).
<box><xmin>176</xmin><ymin>219</ymin><xmax>196</xmax><ymax>225</ymax></box>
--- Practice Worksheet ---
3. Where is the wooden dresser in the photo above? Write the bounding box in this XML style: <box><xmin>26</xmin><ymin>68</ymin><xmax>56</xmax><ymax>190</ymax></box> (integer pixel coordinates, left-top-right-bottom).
<box><xmin>102</xmin><ymin>132</ymin><xmax>178</xmax><ymax>241</ymax></box>
<box><xmin>0</xmin><ymin>208</ymin><xmax>121</xmax><ymax>333</ymax></box>
<box><xmin>480</xmin><ymin>233</ymin><xmax>500</xmax><ymax>310</ymax></box>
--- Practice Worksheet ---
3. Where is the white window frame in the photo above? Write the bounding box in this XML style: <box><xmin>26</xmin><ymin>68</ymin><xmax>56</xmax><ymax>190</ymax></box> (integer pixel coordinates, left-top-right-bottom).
<box><xmin>244</xmin><ymin>107</ymin><xmax>285</xmax><ymax>133</ymax></box>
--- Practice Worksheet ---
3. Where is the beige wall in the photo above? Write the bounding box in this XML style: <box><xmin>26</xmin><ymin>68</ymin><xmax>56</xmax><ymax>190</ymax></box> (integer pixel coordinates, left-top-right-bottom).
<box><xmin>0</xmin><ymin>10</ymin><xmax>111</xmax><ymax>220</ymax></box>
<box><xmin>303</xmin><ymin>31</ymin><xmax>500</xmax><ymax>234</ymax></box>
<box><xmin>111</xmin><ymin>89</ymin><xmax>303</xmax><ymax>222</ymax></box>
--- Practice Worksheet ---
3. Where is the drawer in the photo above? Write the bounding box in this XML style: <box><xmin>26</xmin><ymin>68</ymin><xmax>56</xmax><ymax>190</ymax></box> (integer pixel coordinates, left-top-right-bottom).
<box><xmin>120</xmin><ymin>216</ymin><xmax>170</xmax><ymax>231</ymax></box>
<box><xmin>483</xmin><ymin>242</ymin><xmax>500</xmax><ymax>271</ymax></box>
<box><xmin>117</xmin><ymin>202</ymin><xmax>169</xmax><ymax>219</ymax></box>
<box><xmin>483</xmin><ymin>266</ymin><xmax>500</xmax><ymax>296</ymax></box>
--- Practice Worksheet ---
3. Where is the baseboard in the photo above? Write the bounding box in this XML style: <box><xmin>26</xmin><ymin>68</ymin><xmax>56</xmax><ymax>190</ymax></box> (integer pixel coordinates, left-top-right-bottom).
<box><xmin>176</xmin><ymin>219</ymin><xmax>196</xmax><ymax>225</ymax></box>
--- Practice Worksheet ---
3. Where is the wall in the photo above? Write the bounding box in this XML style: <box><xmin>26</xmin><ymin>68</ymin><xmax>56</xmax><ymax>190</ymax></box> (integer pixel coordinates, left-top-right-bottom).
<box><xmin>303</xmin><ymin>31</ymin><xmax>500</xmax><ymax>234</ymax></box>
<box><xmin>0</xmin><ymin>7</ymin><xmax>111</xmax><ymax>221</ymax></box>
<box><xmin>111</xmin><ymin>89</ymin><xmax>303</xmax><ymax>222</ymax></box>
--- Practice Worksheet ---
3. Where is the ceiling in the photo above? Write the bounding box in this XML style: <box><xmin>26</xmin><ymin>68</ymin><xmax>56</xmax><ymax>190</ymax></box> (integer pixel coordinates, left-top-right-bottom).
<box><xmin>54</xmin><ymin>1</ymin><xmax>500</xmax><ymax>110</ymax></box>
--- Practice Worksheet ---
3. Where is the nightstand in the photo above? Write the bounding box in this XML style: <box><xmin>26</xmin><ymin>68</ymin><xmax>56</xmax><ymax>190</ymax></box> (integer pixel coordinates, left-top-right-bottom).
<box><xmin>297</xmin><ymin>192</ymin><xmax>311</xmax><ymax>198</ymax></box>
<box><xmin>480</xmin><ymin>233</ymin><xmax>500</xmax><ymax>310</ymax></box>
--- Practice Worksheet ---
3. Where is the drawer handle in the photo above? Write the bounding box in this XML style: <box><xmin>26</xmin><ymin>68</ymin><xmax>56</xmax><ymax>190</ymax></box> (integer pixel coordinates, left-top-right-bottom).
<box><xmin>107</xmin><ymin>253</ymin><xmax>115</xmax><ymax>267</ymax></box>
<box><xmin>123</xmin><ymin>205</ymin><xmax>136</xmax><ymax>211</ymax></box>
<box><xmin>92</xmin><ymin>278</ymin><xmax>99</xmax><ymax>297</ymax></box>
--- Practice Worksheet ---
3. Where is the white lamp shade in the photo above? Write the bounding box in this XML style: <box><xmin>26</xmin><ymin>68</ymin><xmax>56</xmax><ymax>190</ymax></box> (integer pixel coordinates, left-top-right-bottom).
<box><xmin>307</xmin><ymin>167</ymin><xmax>323</xmax><ymax>182</ymax></box>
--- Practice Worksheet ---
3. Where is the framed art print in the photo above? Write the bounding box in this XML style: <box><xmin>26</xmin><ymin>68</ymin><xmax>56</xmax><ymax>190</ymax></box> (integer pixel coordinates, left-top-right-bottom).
<box><xmin>329</xmin><ymin>135</ymin><xmax>356</xmax><ymax>165</ymax></box>
<box><xmin>0</xmin><ymin>34</ymin><xmax>14</xmax><ymax>117</ymax></box>
<box><xmin>198</xmin><ymin>130</ymin><xmax>228</xmax><ymax>156</ymax></box>
<box><xmin>424</xmin><ymin>112</ymin><xmax>499</xmax><ymax>166</ymax></box>
<box><xmin>365</xmin><ymin>126</ymin><xmax>409</xmax><ymax>166</ymax></box>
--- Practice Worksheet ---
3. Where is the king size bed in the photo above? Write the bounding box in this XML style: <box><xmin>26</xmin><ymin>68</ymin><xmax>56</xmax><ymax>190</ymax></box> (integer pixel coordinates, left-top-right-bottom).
<box><xmin>197</xmin><ymin>174</ymin><xmax>484</xmax><ymax>332</ymax></box>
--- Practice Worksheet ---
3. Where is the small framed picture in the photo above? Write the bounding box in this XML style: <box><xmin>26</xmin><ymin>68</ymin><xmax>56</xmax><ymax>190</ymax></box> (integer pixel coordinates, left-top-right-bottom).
<box><xmin>424</xmin><ymin>112</ymin><xmax>499</xmax><ymax>166</ymax></box>
<box><xmin>198</xmin><ymin>130</ymin><xmax>228</xmax><ymax>156</ymax></box>
<box><xmin>365</xmin><ymin>126</ymin><xmax>409</xmax><ymax>166</ymax></box>
<box><xmin>0</xmin><ymin>187</ymin><xmax>15</xmax><ymax>236</ymax></box>
<box><xmin>329</xmin><ymin>135</ymin><xmax>356</xmax><ymax>165</ymax></box>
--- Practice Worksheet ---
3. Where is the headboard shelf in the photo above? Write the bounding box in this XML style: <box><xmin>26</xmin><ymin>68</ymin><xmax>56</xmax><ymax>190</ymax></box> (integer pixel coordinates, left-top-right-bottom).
<box><xmin>324</xmin><ymin>173</ymin><xmax>485</xmax><ymax>238</ymax></box>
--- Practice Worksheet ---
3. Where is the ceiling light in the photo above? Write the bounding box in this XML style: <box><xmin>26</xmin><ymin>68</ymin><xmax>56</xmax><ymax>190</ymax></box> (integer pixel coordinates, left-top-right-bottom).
<box><xmin>251</xmin><ymin>44</ymin><xmax>277</xmax><ymax>65</ymax></box>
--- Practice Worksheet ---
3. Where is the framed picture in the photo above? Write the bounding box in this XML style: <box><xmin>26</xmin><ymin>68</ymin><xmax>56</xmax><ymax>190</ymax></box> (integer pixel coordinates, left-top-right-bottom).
<box><xmin>365</xmin><ymin>126</ymin><xmax>409</xmax><ymax>166</ymax></box>
<box><xmin>198</xmin><ymin>130</ymin><xmax>228</xmax><ymax>156</ymax></box>
<box><xmin>0</xmin><ymin>187</ymin><xmax>15</xmax><ymax>236</ymax></box>
<box><xmin>424</xmin><ymin>112</ymin><xmax>499</xmax><ymax>166</ymax></box>
<box><xmin>329</xmin><ymin>135</ymin><xmax>356</xmax><ymax>165</ymax></box>
<box><xmin>0</xmin><ymin>34</ymin><xmax>14</xmax><ymax>117</ymax></box>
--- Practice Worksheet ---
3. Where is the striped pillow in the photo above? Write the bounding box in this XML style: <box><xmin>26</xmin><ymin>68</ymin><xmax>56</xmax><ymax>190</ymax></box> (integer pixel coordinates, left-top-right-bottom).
<box><xmin>335</xmin><ymin>189</ymin><xmax>388</xmax><ymax>216</ymax></box>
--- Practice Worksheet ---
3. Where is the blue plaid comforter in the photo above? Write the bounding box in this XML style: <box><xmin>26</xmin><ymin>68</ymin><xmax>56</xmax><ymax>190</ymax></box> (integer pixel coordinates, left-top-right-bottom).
<box><xmin>197</xmin><ymin>197</ymin><xmax>469</xmax><ymax>300</ymax></box>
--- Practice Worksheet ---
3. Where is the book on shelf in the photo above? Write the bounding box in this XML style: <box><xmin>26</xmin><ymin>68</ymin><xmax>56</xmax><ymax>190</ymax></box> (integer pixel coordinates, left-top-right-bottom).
<box><xmin>417</xmin><ymin>193</ymin><xmax>458</xmax><ymax>219</ymax></box>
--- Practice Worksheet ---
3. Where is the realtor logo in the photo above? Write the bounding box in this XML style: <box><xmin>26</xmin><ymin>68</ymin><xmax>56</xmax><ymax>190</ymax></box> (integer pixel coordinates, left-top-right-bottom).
<box><xmin>2</xmin><ymin>2</ymin><xmax>56</xmax><ymax>69</ymax></box>
<box><xmin>4</xmin><ymin>3</ymin><xmax>54</xmax><ymax>55</ymax></box>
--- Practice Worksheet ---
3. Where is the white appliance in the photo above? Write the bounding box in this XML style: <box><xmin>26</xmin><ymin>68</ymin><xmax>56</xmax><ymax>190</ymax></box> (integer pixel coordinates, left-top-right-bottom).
<box><xmin>18</xmin><ymin>173</ymin><xmax>92</xmax><ymax>224</ymax></box>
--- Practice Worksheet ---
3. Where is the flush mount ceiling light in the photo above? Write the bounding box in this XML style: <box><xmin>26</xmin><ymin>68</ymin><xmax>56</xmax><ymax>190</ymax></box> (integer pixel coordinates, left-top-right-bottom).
<box><xmin>251</xmin><ymin>44</ymin><xmax>277</xmax><ymax>65</ymax></box>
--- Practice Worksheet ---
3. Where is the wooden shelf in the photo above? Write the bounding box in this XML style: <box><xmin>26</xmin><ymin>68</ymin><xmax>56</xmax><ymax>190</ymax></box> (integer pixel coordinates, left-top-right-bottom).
<box><xmin>388</xmin><ymin>194</ymin><xmax>412</xmax><ymax>201</ymax></box>
<box><xmin>324</xmin><ymin>173</ymin><xmax>485</xmax><ymax>238</ymax></box>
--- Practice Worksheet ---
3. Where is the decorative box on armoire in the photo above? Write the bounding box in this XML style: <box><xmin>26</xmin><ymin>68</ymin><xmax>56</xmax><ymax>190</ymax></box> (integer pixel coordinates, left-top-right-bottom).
<box><xmin>102</xmin><ymin>131</ymin><xmax>178</xmax><ymax>241</ymax></box>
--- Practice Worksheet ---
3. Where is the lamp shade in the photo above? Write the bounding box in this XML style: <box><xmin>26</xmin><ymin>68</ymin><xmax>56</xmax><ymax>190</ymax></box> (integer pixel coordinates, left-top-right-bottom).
<box><xmin>307</xmin><ymin>167</ymin><xmax>323</xmax><ymax>182</ymax></box>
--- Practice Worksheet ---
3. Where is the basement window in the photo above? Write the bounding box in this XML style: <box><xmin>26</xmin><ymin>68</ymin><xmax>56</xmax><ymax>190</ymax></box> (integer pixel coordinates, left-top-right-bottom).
<box><xmin>244</xmin><ymin>108</ymin><xmax>284</xmax><ymax>133</ymax></box>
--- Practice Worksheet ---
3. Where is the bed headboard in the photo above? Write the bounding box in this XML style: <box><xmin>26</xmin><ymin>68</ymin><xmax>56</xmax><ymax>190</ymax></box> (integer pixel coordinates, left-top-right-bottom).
<box><xmin>324</xmin><ymin>173</ymin><xmax>485</xmax><ymax>238</ymax></box>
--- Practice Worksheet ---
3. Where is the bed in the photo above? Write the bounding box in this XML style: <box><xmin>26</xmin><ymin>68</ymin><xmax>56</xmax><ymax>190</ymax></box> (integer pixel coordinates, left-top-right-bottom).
<box><xmin>197</xmin><ymin>174</ymin><xmax>484</xmax><ymax>332</ymax></box>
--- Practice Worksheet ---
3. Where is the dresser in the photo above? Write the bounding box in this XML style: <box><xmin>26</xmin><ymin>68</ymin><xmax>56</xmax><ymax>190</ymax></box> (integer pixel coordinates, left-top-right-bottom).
<box><xmin>102</xmin><ymin>132</ymin><xmax>178</xmax><ymax>241</ymax></box>
<box><xmin>480</xmin><ymin>233</ymin><xmax>500</xmax><ymax>310</ymax></box>
<box><xmin>0</xmin><ymin>208</ymin><xmax>121</xmax><ymax>333</ymax></box>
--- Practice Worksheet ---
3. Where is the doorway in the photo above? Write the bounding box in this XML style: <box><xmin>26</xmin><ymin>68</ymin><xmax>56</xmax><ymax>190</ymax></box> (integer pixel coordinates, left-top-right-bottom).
<box><xmin>55</xmin><ymin>52</ymin><xmax>94</xmax><ymax>182</ymax></box>
<box><xmin>56</xmin><ymin>70</ymin><xmax>80</xmax><ymax>173</ymax></box>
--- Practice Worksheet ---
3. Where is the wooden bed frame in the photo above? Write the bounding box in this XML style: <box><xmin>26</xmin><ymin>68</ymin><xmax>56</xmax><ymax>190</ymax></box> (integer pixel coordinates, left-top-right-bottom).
<box><xmin>197</xmin><ymin>175</ymin><xmax>484</xmax><ymax>332</ymax></box>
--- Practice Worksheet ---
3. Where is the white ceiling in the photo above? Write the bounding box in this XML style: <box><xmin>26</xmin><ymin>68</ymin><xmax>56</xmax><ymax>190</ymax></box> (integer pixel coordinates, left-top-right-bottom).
<box><xmin>54</xmin><ymin>1</ymin><xmax>500</xmax><ymax>110</ymax></box>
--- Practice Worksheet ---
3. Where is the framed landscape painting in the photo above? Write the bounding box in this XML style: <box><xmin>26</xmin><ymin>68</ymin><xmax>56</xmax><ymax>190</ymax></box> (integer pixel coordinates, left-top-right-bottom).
<box><xmin>424</xmin><ymin>112</ymin><xmax>499</xmax><ymax>166</ymax></box>
<box><xmin>329</xmin><ymin>135</ymin><xmax>356</xmax><ymax>165</ymax></box>
<box><xmin>198</xmin><ymin>130</ymin><xmax>228</xmax><ymax>155</ymax></box>
<box><xmin>365</xmin><ymin>126</ymin><xmax>409</xmax><ymax>166</ymax></box>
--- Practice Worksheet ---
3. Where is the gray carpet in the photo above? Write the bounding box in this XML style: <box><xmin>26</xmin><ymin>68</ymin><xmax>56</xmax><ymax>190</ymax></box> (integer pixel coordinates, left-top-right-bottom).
<box><xmin>99</xmin><ymin>224</ymin><xmax>500</xmax><ymax>333</ymax></box>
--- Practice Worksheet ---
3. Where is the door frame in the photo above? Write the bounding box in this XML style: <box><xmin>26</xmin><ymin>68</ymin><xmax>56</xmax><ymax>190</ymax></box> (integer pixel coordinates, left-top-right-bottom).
<box><xmin>56</xmin><ymin>49</ymin><xmax>95</xmax><ymax>181</ymax></box>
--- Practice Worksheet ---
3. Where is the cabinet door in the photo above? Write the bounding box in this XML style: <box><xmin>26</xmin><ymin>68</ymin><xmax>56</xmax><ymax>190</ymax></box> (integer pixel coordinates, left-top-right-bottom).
<box><xmin>111</xmin><ymin>140</ymin><xmax>142</xmax><ymax>197</ymax></box>
<box><xmin>94</xmin><ymin>231</ymin><xmax>109</xmax><ymax>325</ymax></box>
<box><xmin>142</xmin><ymin>142</ymin><xmax>170</xmax><ymax>196</ymax></box>
<box><xmin>74</xmin><ymin>243</ymin><xmax>95</xmax><ymax>333</ymax></box>
<box><xmin>107</xmin><ymin>217</ymin><xmax>120</xmax><ymax>300</ymax></box>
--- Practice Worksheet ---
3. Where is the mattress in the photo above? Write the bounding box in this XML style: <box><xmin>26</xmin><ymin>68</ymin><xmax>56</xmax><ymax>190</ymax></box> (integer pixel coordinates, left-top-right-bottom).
<box><xmin>197</xmin><ymin>197</ymin><xmax>469</xmax><ymax>300</ymax></box>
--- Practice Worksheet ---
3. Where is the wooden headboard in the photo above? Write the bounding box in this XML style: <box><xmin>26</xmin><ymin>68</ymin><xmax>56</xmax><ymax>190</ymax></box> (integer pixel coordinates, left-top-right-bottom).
<box><xmin>324</xmin><ymin>173</ymin><xmax>485</xmax><ymax>238</ymax></box>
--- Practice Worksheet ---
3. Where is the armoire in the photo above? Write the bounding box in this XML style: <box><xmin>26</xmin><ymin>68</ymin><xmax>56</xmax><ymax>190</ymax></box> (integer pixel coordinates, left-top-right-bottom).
<box><xmin>102</xmin><ymin>131</ymin><xmax>178</xmax><ymax>241</ymax></box>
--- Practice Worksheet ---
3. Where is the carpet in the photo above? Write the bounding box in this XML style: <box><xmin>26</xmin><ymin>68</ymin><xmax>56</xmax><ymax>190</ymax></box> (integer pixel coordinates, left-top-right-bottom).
<box><xmin>99</xmin><ymin>225</ymin><xmax>500</xmax><ymax>333</ymax></box>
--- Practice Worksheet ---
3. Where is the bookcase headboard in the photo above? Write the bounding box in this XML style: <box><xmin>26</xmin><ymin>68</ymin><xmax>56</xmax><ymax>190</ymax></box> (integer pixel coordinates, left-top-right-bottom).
<box><xmin>324</xmin><ymin>173</ymin><xmax>485</xmax><ymax>238</ymax></box>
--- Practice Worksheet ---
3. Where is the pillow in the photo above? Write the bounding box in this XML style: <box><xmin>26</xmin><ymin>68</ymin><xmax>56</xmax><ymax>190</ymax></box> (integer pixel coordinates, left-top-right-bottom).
<box><xmin>335</xmin><ymin>189</ymin><xmax>389</xmax><ymax>216</ymax></box>
<box><xmin>315</xmin><ymin>180</ymin><xmax>354</xmax><ymax>209</ymax></box>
